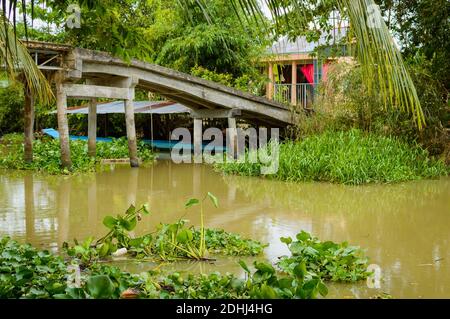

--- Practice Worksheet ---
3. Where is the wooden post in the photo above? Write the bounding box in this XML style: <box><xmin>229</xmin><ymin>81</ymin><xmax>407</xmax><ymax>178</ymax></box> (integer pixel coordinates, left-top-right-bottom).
<box><xmin>23</xmin><ymin>85</ymin><xmax>35</xmax><ymax>163</ymax></box>
<box><xmin>291</xmin><ymin>61</ymin><xmax>297</xmax><ymax>106</ymax></box>
<box><xmin>267</xmin><ymin>63</ymin><xmax>274</xmax><ymax>100</ymax></box>
<box><xmin>193</xmin><ymin>118</ymin><xmax>202</xmax><ymax>163</ymax></box>
<box><xmin>125</xmin><ymin>98</ymin><xmax>139</xmax><ymax>167</ymax></box>
<box><xmin>227</xmin><ymin>117</ymin><xmax>237</xmax><ymax>159</ymax></box>
<box><xmin>88</xmin><ymin>98</ymin><xmax>97</xmax><ymax>157</ymax></box>
<box><xmin>56</xmin><ymin>80</ymin><xmax>72</xmax><ymax>170</ymax></box>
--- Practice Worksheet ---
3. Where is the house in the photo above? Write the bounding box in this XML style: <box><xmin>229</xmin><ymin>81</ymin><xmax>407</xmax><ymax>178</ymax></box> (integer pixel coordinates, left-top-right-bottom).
<box><xmin>261</xmin><ymin>27</ymin><xmax>349</xmax><ymax>109</ymax></box>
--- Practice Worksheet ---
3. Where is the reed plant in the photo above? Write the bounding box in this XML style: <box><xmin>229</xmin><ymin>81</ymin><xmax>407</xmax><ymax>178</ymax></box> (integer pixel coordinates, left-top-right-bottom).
<box><xmin>216</xmin><ymin>129</ymin><xmax>448</xmax><ymax>185</ymax></box>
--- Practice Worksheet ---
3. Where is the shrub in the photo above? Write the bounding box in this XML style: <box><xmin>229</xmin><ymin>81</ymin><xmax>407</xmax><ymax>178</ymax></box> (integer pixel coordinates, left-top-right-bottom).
<box><xmin>0</xmin><ymin>134</ymin><xmax>154</xmax><ymax>174</ymax></box>
<box><xmin>306</xmin><ymin>59</ymin><xmax>449</xmax><ymax>157</ymax></box>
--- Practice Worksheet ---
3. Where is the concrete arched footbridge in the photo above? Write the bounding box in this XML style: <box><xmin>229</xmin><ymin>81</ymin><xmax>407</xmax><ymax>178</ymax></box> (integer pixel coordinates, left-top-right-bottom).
<box><xmin>25</xmin><ymin>41</ymin><xmax>295</xmax><ymax>167</ymax></box>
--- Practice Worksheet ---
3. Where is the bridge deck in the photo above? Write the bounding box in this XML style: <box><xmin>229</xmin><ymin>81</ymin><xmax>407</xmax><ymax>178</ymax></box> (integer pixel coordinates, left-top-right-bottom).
<box><xmin>26</xmin><ymin>40</ymin><xmax>295</xmax><ymax>126</ymax></box>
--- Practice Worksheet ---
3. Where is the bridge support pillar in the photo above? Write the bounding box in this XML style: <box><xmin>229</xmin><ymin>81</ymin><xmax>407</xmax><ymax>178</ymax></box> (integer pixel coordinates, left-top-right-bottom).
<box><xmin>227</xmin><ymin>117</ymin><xmax>237</xmax><ymax>159</ymax></box>
<box><xmin>193</xmin><ymin>118</ymin><xmax>203</xmax><ymax>163</ymax></box>
<box><xmin>24</xmin><ymin>84</ymin><xmax>35</xmax><ymax>163</ymax></box>
<box><xmin>88</xmin><ymin>98</ymin><xmax>97</xmax><ymax>157</ymax></box>
<box><xmin>125</xmin><ymin>98</ymin><xmax>139</xmax><ymax>168</ymax></box>
<box><xmin>56</xmin><ymin>79</ymin><xmax>72</xmax><ymax>170</ymax></box>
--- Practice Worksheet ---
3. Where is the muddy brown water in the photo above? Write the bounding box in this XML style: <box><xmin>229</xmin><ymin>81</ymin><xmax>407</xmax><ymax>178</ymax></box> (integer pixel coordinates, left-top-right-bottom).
<box><xmin>0</xmin><ymin>161</ymin><xmax>449</xmax><ymax>298</ymax></box>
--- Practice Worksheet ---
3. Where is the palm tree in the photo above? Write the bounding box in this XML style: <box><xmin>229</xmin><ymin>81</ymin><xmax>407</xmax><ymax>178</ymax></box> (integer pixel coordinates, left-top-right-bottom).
<box><xmin>1</xmin><ymin>3</ymin><xmax>53</xmax><ymax>162</ymax></box>
<box><xmin>184</xmin><ymin>0</ymin><xmax>425</xmax><ymax>129</ymax></box>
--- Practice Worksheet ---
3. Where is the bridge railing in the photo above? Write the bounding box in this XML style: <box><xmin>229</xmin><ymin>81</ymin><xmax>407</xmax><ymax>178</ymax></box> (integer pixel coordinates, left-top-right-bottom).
<box><xmin>274</xmin><ymin>83</ymin><xmax>317</xmax><ymax>109</ymax></box>
<box><xmin>273</xmin><ymin>84</ymin><xmax>292</xmax><ymax>105</ymax></box>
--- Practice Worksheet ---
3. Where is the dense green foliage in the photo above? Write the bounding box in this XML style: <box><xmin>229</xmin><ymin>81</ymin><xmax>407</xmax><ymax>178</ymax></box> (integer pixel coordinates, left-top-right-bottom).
<box><xmin>216</xmin><ymin>129</ymin><xmax>448</xmax><ymax>185</ymax></box>
<box><xmin>309</xmin><ymin>59</ymin><xmax>449</xmax><ymax>159</ymax></box>
<box><xmin>0</xmin><ymin>134</ymin><xmax>154</xmax><ymax>174</ymax></box>
<box><xmin>0</xmin><ymin>80</ymin><xmax>24</xmax><ymax>135</ymax></box>
<box><xmin>0</xmin><ymin>237</ymin><xmax>328</xmax><ymax>299</ymax></box>
<box><xmin>0</xmin><ymin>237</ymin><xmax>68</xmax><ymax>298</ymax></box>
<box><xmin>278</xmin><ymin>231</ymin><xmax>369</xmax><ymax>282</ymax></box>
<box><xmin>67</xmin><ymin>200</ymin><xmax>266</xmax><ymax>265</ymax></box>
<box><xmin>0</xmin><ymin>197</ymin><xmax>374</xmax><ymax>299</ymax></box>
<box><xmin>25</xmin><ymin>0</ymin><xmax>267</xmax><ymax>84</ymax></box>
<box><xmin>376</xmin><ymin>0</ymin><xmax>450</xmax><ymax>93</ymax></box>
<box><xmin>158</xmin><ymin>260</ymin><xmax>328</xmax><ymax>299</ymax></box>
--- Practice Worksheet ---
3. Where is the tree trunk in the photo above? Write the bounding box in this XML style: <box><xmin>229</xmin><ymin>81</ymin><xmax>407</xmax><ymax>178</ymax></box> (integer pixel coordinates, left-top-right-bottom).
<box><xmin>23</xmin><ymin>86</ymin><xmax>35</xmax><ymax>163</ymax></box>
<box><xmin>125</xmin><ymin>99</ymin><xmax>139</xmax><ymax>167</ymax></box>
<box><xmin>56</xmin><ymin>82</ymin><xmax>72</xmax><ymax>170</ymax></box>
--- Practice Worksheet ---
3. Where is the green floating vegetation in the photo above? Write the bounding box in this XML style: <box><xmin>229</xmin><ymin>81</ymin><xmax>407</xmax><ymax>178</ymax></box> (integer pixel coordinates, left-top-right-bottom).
<box><xmin>0</xmin><ymin>237</ymin><xmax>67</xmax><ymax>299</ymax></box>
<box><xmin>277</xmin><ymin>231</ymin><xmax>369</xmax><ymax>282</ymax></box>
<box><xmin>0</xmin><ymin>196</ymin><xmax>374</xmax><ymax>299</ymax></box>
<box><xmin>0</xmin><ymin>237</ymin><xmax>329</xmax><ymax>299</ymax></box>
<box><xmin>215</xmin><ymin>129</ymin><xmax>448</xmax><ymax>185</ymax></box>
<box><xmin>66</xmin><ymin>195</ymin><xmax>266</xmax><ymax>265</ymax></box>
<box><xmin>0</xmin><ymin>133</ymin><xmax>154</xmax><ymax>174</ymax></box>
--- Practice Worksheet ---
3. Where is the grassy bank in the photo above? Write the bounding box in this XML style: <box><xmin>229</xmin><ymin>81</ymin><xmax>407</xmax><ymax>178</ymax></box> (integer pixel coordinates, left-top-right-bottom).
<box><xmin>0</xmin><ymin>133</ymin><xmax>154</xmax><ymax>174</ymax></box>
<box><xmin>216</xmin><ymin>129</ymin><xmax>448</xmax><ymax>185</ymax></box>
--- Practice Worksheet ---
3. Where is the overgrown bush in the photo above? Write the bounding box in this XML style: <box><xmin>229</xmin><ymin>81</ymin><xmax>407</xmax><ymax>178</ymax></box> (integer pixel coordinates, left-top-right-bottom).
<box><xmin>303</xmin><ymin>59</ymin><xmax>449</xmax><ymax>158</ymax></box>
<box><xmin>0</xmin><ymin>134</ymin><xmax>154</xmax><ymax>174</ymax></box>
<box><xmin>215</xmin><ymin>129</ymin><xmax>448</xmax><ymax>185</ymax></box>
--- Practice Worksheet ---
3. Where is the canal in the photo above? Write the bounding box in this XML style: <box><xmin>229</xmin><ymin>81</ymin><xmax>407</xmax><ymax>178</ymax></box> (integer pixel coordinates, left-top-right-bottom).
<box><xmin>0</xmin><ymin>161</ymin><xmax>449</xmax><ymax>298</ymax></box>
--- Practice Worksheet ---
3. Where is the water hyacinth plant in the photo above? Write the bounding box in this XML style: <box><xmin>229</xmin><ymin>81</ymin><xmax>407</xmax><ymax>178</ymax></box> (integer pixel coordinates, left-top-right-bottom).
<box><xmin>277</xmin><ymin>231</ymin><xmax>370</xmax><ymax>282</ymax></box>
<box><xmin>0</xmin><ymin>237</ymin><xmax>328</xmax><ymax>299</ymax></box>
<box><xmin>65</xmin><ymin>194</ymin><xmax>266</xmax><ymax>264</ymax></box>
<box><xmin>0</xmin><ymin>195</ymin><xmax>375</xmax><ymax>299</ymax></box>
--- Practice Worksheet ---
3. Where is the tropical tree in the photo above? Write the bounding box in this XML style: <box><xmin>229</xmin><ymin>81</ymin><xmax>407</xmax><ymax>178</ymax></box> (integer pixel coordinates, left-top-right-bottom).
<box><xmin>0</xmin><ymin>3</ymin><xmax>53</xmax><ymax>162</ymax></box>
<box><xmin>376</xmin><ymin>0</ymin><xmax>449</xmax><ymax>93</ymax></box>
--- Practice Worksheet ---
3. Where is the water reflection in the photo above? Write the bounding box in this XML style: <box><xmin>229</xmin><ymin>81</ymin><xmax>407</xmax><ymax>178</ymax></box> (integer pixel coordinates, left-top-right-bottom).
<box><xmin>0</xmin><ymin>164</ymin><xmax>449</xmax><ymax>298</ymax></box>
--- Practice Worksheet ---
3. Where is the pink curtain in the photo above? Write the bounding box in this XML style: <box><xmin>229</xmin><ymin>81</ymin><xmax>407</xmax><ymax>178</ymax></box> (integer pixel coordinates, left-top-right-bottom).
<box><xmin>300</xmin><ymin>64</ymin><xmax>314</xmax><ymax>84</ymax></box>
<box><xmin>322</xmin><ymin>63</ymin><xmax>329</xmax><ymax>82</ymax></box>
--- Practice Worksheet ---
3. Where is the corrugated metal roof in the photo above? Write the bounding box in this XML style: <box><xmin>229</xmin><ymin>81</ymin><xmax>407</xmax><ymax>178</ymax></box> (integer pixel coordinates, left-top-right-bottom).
<box><xmin>64</xmin><ymin>101</ymin><xmax>191</xmax><ymax>115</ymax></box>
<box><xmin>268</xmin><ymin>27</ymin><xmax>348</xmax><ymax>55</ymax></box>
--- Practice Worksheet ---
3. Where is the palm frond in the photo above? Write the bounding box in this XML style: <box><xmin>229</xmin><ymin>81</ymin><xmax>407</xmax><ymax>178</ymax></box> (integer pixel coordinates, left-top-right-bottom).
<box><xmin>0</xmin><ymin>15</ymin><xmax>53</xmax><ymax>104</ymax></box>
<box><xmin>341</xmin><ymin>0</ymin><xmax>424</xmax><ymax>128</ymax></box>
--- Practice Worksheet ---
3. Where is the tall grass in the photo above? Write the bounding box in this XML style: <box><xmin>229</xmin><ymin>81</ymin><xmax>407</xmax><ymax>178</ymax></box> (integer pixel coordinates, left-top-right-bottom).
<box><xmin>215</xmin><ymin>130</ymin><xmax>448</xmax><ymax>185</ymax></box>
<box><xmin>0</xmin><ymin>133</ymin><xmax>154</xmax><ymax>174</ymax></box>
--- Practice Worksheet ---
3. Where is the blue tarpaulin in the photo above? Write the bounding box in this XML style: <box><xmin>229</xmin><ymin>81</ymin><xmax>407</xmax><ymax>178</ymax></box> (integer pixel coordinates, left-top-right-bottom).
<box><xmin>42</xmin><ymin>128</ymin><xmax>227</xmax><ymax>152</ymax></box>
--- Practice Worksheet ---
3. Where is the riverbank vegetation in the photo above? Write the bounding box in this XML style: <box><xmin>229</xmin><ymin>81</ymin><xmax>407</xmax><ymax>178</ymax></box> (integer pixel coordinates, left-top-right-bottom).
<box><xmin>0</xmin><ymin>133</ymin><xmax>154</xmax><ymax>174</ymax></box>
<box><xmin>216</xmin><ymin>129</ymin><xmax>448</xmax><ymax>185</ymax></box>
